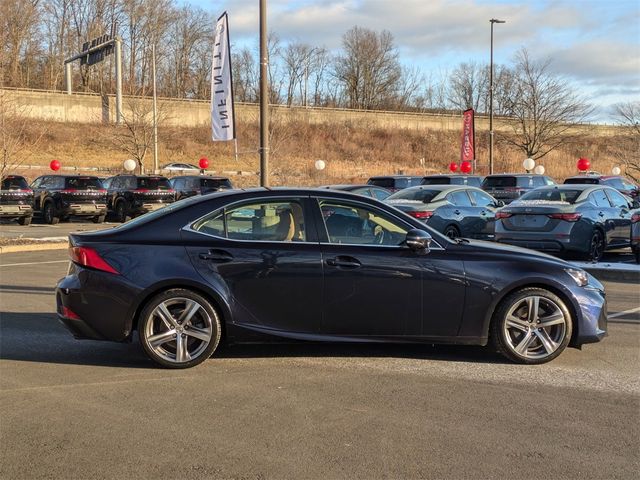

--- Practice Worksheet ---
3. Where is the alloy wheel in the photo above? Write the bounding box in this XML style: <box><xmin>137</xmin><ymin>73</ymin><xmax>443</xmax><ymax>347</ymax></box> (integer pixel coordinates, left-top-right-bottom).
<box><xmin>588</xmin><ymin>231</ymin><xmax>604</xmax><ymax>262</ymax></box>
<box><xmin>142</xmin><ymin>297</ymin><xmax>214</xmax><ymax>364</ymax></box>
<box><xmin>502</xmin><ymin>295</ymin><xmax>567</xmax><ymax>360</ymax></box>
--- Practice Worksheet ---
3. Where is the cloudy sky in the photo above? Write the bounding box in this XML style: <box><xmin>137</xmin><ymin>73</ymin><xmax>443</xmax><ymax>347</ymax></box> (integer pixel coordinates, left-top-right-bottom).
<box><xmin>188</xmin><ymin>0</ymin><xmax>639</xmax><ymax>121</ymax></box>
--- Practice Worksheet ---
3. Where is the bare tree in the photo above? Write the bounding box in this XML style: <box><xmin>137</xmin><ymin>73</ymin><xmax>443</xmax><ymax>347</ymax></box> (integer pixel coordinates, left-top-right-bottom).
<box><xmin>611</xmin><ymin>101</ymin><xmax>640</xmax><ymax>181</ymax></box>
<box><xmin>499</xmin><ymin>48</ymin><xmax>594</xmax><ymax>160</ymax></box>
<box><xmin>281</xmin><ymin>42</ymin><xmax>315</xmax><ymax>106</ymax></box>
<box><xmin>0</xmin><ymin>91</ymin><xmax>46</xmax><ymax>177</ymax></box>
<box><xmin>333</xmin><ymin>26</ymin><xmax>402</xmax><ymax>110</ymax></box>
<box><xmin>447</xmin><ymin>62</ymin><xmax>488</xmax><ymax>112</ymax></box>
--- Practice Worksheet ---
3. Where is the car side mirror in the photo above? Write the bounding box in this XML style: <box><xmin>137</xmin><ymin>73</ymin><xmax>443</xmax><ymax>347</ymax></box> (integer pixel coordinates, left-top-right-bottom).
<box><xmin>631</xmin><ymin>199</ymin><xmax>640</xmax><ymax>209</ymax></box>
<box><xmin>494</xmin><ymin>200</ymin><xmax>505</xmax><ymax>207</ymax></box>
<box><xmin>406</xmin><ymin>229</ymin><xmax>432</xmax><ymax>252</ymax></box>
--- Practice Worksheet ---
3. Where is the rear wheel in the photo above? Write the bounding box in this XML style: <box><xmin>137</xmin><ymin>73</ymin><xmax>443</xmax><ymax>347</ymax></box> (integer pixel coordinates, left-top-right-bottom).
<box><xmin>43</xmin><ymin>202</ymin><xmax>59</xmax><ymax>225</ymax></box>
<box><xmin>444</xmin><ymin>225</ymin><xmax>460</xmax><ymax>239</ymax></box>
<box><xmin>585</xmin><ymin>230</ymin><xmax>605</xmax><ymax>262</ymax></box>
<box><xmin>18</xmin><ymin>215</ymin><xmax>32</xmax><ymax>226</ymax></box>
<box><xmin>92</xmin><ymin>214</ymin><xmax>106</xmax><ymax>223</ymax></box>
<box><xmin>490</xmin><ymin>288</ymin><xmax>572</xmax><ymax>364</ymax></box>
<box><xmin>114</xmin><ymin>201</ymin><xmax>129</xmax><ymax>223</ymax></box>
<box><xmin>138</xmin><ymin>289</ymin><xmax>222</xmax><ymax>369</ymax></box>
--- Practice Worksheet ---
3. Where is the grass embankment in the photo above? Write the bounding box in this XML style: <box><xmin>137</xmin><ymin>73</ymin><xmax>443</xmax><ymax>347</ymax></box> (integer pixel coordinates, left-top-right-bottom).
<box><xmin>7</xmin><ymin>118</ymin><xmax>626</xmax><ymax>186</ymax></box>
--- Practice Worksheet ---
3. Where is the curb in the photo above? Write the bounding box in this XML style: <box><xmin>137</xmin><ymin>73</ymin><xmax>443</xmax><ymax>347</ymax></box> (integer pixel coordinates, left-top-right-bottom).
<box><xmin>0</xmin><ymin>242</ymin><xmax>68</xmax><ymax>254</ymax></box>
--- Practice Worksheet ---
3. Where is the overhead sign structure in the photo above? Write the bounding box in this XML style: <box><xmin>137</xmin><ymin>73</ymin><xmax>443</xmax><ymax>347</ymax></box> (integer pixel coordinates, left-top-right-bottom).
<box><xmin>460</xmin><ymin>108</ymin><xmax>475</xmax><ymax>171</ymax></box>
<box><xmin>210</xmin><ymin>12</ymin><xmax>235</xmax><ymax>141</ymax></box>
<box><xmin>80</xmin><ymin>33</ymin><xmax>114</xmax><ymax>66</ymax></box>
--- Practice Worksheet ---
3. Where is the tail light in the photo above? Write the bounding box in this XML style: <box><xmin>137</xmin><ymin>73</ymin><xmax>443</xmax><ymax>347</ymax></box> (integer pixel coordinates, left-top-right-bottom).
<box><xmin>61</xmin><ymin>306</ymin><xmax>81</xmax><ymax>320</ymax></box>
<box><xmin>495</xmin><ymin>212</ymin><xmax>512</xmax><ymax>219</ymax></box>
<box><xmin>69</xmin><ymin>246</ymin><xmax>119</xmax><ymax>274</ymax></box>
<box><xmin>632</xmin><ymin>214</ymin><xmax>640</xmax><ymax>223</ymax></box>
<box><xmin>548</xmin><ymin>213</ymin><xmax>582</xmax><ymax>222</ymax></box>
<box><xmin>408</xmin><ymin>211</ymin><xmax>433</xmax><ymax>219</ymax></box>
<box><xmin>135</xmin><ymin>188</ymin><xmax>149</xmax><ymax>192</ymax></box>
<box><xmin>61</xmin><ymin>189</ymin><xmax>77</xmax><ymax>193</ymax></box>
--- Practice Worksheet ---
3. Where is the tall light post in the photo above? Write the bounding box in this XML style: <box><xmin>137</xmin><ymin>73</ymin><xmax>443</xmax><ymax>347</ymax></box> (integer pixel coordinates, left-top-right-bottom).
<box><xmin>489</xmin><ymin>18</ymin><xmax>505</xmax><ymax>175</ymax></box>
<box><xmin>151</xmin><ymin>42</ymin><xmax>158</xmax><ymax>174</ymax></box>
<box><xmin>259</xmin><ymin>0</ymin><xmax>269</xmax><ymax>187</ymax></box>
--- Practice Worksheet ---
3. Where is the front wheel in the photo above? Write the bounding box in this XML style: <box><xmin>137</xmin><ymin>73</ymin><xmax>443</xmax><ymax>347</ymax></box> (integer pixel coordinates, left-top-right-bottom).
<box><xmin>92</xmin><ymin>214</ymin><xmax>106</xmax><ymax>224</ymax></box>
<box><xmin>444</xmin><ymin>225</ymin><xmax>460</xmax><ymax>239</ymax></box>
<box><xmin>43</xmin><ymin>202</ymin><xmax>59</xmax><ymax>225</ymax></box>
<box><xmin>138</xmin><ymin>289</ymin><xmax>222</xmax><ymax>369</ymax></box>
<box><xmin>490</xmin><ymin>288</ymin><xmax>573</xmax><ymax>364</ymax></box>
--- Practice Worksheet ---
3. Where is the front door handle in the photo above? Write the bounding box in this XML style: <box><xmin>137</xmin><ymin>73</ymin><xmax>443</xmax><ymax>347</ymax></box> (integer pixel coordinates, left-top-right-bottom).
<box><xmin>326</xmin><ymin>256</ymin><xmax>361</xmax><ymax>269</ymax></box>
<box><xmin>454</xmin><ymin>209</ymin><xmax>461</xmax><ymax>215</ymax></box>
<box><xmin>598</xmin><ymin>212</ymin><xmax>605</xmax><ymax>217</ymax></box>
<box><xmin>199</xmin><ymin>249</ymin><xmax>233</xmax><ymax>263</ymax></box>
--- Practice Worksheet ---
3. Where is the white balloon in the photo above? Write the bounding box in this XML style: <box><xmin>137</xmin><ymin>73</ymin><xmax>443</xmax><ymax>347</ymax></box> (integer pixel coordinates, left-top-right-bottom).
<box><xmin>534</xmin><ymin>165</ymin><xmax>545</xmax><ymax>175</ymax></box>
<box><xmin>123</xmin><ymin>159</ymin><xmax>137</xmax><ymax>172</ymax></box>
<box><xmin>315</xmin><ymin>159</ymin><xmax>326</xmax><ymax>171</ymax></box>
<box><xmin>612</xmin><ymin>166</ymin><xmax>621</xmax><ymax>175</ymax></box>
<box><xmin>523</xmin><ymin>158</ymin><xmax>535</xmax><ymax>171</ymax></box>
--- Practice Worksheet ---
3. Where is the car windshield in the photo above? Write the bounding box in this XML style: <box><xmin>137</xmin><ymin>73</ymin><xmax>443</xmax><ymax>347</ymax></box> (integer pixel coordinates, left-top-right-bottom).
<box><xmin>201</xmin><ymin>178</ymin><xmax>232</xmax><ymax>189</ymax></box>
<box><xmin>65</xmin><ymin>177</ymin><xmax>102</xmax><ymax>189</ymax></box>
<box><xmin>483</xmin><ymin>176</ymin><xmax>517</xmax><ymax>187</ymax></box>
<box><xmin>518</xmin><ymin>189</ymin><xmax>582</xmax><ymax>204</ymax></box>
<box><xmin>138</xmin><ymin>177</ymin><xmax>171</xmax><ymax>190</ymax></box>
<box><xmin>1</xmin><ymin>176</ymin><xmax>29</xmax><ymax>189</ymax></box>
<box><xmin>564</xmin><ymin>177</ymin><xmax>599</xmax><ymax>185</ymax></box>
<box><xmin>368</xmin><ymin>178</ymin><xmax>397</xmax><ymax>188</ymax></box>
<box><xmin>387</xmin><ymin>188</ymin><xmax>440</xmax><ymax>203</ymax></box>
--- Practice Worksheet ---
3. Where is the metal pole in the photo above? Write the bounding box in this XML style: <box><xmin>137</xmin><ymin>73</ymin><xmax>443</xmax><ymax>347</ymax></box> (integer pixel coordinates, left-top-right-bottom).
<box><xmin>489</xmin><ymin>19</ymin><xmax>505</xmax><ymax>175</ymax></box>
<box><xmin>152</xmin><ymin>43</ymin><xmax>159</xmax><ymax>174</ymax></box>
<box><xmin>65</xmin><ymin>63</ymin><xmax>72</xmax><ymax>94</ymax></box>
<box><xmin>259</xmin><ymin>0</ymin><xmax>269</xmax><ymax>187</ymax></box>
<box><xmin>115</xmin><ymin>37</ymin><xmax>123</xmax><ymax>125</ymax></box>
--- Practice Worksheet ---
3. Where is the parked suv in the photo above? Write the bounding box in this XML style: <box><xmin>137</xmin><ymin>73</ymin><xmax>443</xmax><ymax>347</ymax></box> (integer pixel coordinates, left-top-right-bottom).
<box><xmin>482</xmin><ymin>174</ymin><xmax>555</xmax><ymax>204</ymax></box>
<box><xmin>106</xmin><ymin>175</ymin><xmax>175</xmax><ymax>222</ymax></box>
<box><xmin>564</xmin><ymin>175</ymin><xmax>639</xmax><ymax>198</ymax></box>
<box><xmin>421</xmin><ymin>174</ymin><xmax>484</xmax><ymax>188</ymax></box>
<box><xmin>31</xmin><ymin>175</ymin><xmax>107</xmax><ymax>224</ymax></box>
<box><xmin>170</xmin><ymin>175</ymin><xmax>233</xmax><ymax>201</ymax></box>
<box><xmin>367</xmin><ymin>175</ymin><xmax>423</xmax><ymax>192</ymax></box>
<box><xmin>0</xmin><ymin>175</ymin><xmax>34</xmax><ymax>225</ymax></box>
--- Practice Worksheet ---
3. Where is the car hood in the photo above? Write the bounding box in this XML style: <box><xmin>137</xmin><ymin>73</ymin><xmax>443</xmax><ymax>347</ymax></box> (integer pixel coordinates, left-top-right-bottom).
<box><xmin>457</xmin><ymin>237</ymin><xmax>572</xmax><ymax>266</ymax></box>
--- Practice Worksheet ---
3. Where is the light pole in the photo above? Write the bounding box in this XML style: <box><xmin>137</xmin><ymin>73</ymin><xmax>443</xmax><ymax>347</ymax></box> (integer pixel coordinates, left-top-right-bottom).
<box><xmin>489</xmin><ymin>18</ymin><xmax>505</xmax><ymax>175</ymax></box>
<box><xmin>259</xmin><ymin>0</ymin><xmax>269</xmax><ymax>187</ymax></box>
<box><xmin>151</xmin><ymin>42</ymin><xmax>158</xmax><ymax>174</ymax></box>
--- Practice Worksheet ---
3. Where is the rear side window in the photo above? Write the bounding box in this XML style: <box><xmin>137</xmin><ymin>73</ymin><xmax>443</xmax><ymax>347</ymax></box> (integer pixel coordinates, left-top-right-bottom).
<box><xmin>482</xmin><ymin>176</ymin><xmax>517</xmax><ymax>188</ymax></box>
<box><xmin>446</xmin><ymin>190</ymin><xmax>472</xmax><ymax>206</ymax></box>
<box><xmin>368</xmin><ymin>178</ymin><xmax>395</xmax><ymax>188</ymax></box>
<box><xmin>65</xmin><ymin>177</ymin><xmax>102</xmax><ymax>189</ymax></box>
<box><xmin>408</xmin><ymin>177</ymin><xmax>423</xmax><ymax>187</ymax></box>
<box><xmin>1</xmin><ymin>176</ymin><xmax>29</xmax><ymax>189</ymax></box>
<box><xmin>193</xmin><ymin>200</ymin><xmax>307</xmax><ymax>242</ymax></box>
<box><xmin>138</xmin><ymin>177</ymin><xmax>171</xmax><ymax>190</ymax></box>
<box><xmin>603</xmin><ymin>178</ymin><xmax>625</xmax><ymax>190</ymax></box>
<box><xmin>532</xmin><ymin>176</ymin><xmax>546</xmax><ymax>187</ymax></box>
<box><xmin>517</xmin><ymin>176</ymin><xmax>534</xmax><ymax>188</ymax></box>
<box><xmin>421</xmin><ymin>177</ymin><xmax>451</xmax><ymax>185</ymax></box>
<box><xmin>201</xmin><ymin>178</ymin><xmax>233</xmax><ymax>189</ymax></box>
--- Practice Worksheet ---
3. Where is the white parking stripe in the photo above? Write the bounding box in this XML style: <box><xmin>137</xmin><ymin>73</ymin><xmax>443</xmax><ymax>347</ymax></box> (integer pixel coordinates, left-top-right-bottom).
<box><xmin>608</xmin><ymin>307</ymin><xmax>640</xmax><ymax>319</ymax></box>
<box><xmin>0</xmin><ymin>260</ymin><xmax>69</xmax><ymax>268</ymax></box>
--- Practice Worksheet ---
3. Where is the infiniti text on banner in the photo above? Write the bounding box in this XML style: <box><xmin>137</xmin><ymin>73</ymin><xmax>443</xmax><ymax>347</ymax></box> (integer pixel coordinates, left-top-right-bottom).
<box><xmin>211</xmin><ymin>12</ymin><xmax>235</xmax><ymax>141</ymax></box>
<box><xmin>460</xmin><ymin>108</ymin><xmax>475</xmax><ymax>164</ymax></box>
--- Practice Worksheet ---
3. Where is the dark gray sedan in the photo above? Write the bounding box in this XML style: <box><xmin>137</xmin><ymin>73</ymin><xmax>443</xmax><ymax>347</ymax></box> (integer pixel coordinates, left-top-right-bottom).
<box><xmin>385</xmin><ymin>185</ymin><xmax>502</xmax><ymax>239</ymax></box>
<box><xmin>320</xmin><ymin>184</ymin><xmax>391</xmax><ymax>201</ymax></box>
<box><xmin>494</xmin><ymin>185</ymin><xmax>637</xmax><ymax>261</ymax></box>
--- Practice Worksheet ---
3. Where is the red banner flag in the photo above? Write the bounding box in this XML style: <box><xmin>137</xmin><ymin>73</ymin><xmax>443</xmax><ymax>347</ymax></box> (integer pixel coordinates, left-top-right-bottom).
<box><xmin>460</xmin><ymin>108</ymin><xmax>475</xmax><ymax>165</ymax></box>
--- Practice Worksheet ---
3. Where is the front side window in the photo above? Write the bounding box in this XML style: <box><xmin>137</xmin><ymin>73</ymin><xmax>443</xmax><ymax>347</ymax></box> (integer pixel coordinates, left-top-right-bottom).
<box><xmin>468</xmin><ymin>190</ymin><xmax>495</xmax><ymax>207</ymax></box>
<box><xmin>605</xmin><ymin>189</ymin><xmax>630</xmax><ymax>208</ymax></box>
<box><xmin>588</xmin><ymin>190</ymin><xmax>611</xmax><ymax>208</ymax></box>
<box><xmin>446</xmin><ymin>190</ymin><xmax>473</xmax><ymax>207</ymax></box>
<box><xmin>193</xmin><ymin>200</ymin><xmax>307</xmax><ymax>242</ymax></box>
<box><xmin>319</xmin><ymin>200</ymin><xmax>408</xmax><ymax>246</ymax></box>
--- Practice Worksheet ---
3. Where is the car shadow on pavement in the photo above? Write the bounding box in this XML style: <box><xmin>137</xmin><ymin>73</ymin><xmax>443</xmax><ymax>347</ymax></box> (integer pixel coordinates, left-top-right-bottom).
<box><xmin>0</xmin><ymin>311</ymin><xmax>508</xmax><ymax>368</ymax></box>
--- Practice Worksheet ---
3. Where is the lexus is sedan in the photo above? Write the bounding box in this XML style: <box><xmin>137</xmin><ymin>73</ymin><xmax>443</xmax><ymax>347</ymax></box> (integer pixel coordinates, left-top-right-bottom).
<box><xmin>56</xmin><ymin>188</ymin><xmax>607</xmax><ymax>368</ymax></box>
<box><xmin>495</xmin><ymin>185</ymin><xmax>637</xmax><ymax>261</ymax></box>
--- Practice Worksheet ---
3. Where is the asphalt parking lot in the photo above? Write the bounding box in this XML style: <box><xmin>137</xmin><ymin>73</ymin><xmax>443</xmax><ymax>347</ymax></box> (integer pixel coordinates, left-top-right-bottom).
<box><xmin>0</xmin><ymin>249</ymin><xmax>638</xmax><ymax>479</ymax></box>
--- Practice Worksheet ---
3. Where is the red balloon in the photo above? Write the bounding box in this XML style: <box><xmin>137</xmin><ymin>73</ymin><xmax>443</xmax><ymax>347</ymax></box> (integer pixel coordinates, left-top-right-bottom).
<box><xmin>460</xmin><ymin>161</ymin><xmax>472</xmax><ymax>174</ymax></box>
<box><xmin>50</xmin><ymin>159</ymin><xmax>61</xmax><ymax>171</ymax></box>
<box><xmin>199</xmin><ymin>157</ymin><xmax>209</xmax><ymax>169</ymax></box>
<box><xmin>448</xmin><ymin>162</ymin><xmax>458</xmax><ymax>173</ymax></box>
<box><xmin>577</xmin><ymin>157</ymin><xmax>590</xmax><ymax>171</ymax></box>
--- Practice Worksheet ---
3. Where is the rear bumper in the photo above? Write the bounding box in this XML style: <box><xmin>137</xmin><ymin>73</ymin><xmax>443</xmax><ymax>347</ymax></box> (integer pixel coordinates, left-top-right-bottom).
<box><xmin>60</xmin><ymin>204</ymin><xmax>107</xmax><ymax>217</ymax></box>
<box><xmin>129</xmin><ymin>202</ymin><xmax>170</xmax><ymax>215</ymax></box>
<box><xmin>0</xmin><ymin>205</ymin><xmax>33</xmax><ymax>217</ymax></box>
<box><xmin>495</xmin><ymin>230</ymin><xmax>587</xmax><ymax>254</ymax></box>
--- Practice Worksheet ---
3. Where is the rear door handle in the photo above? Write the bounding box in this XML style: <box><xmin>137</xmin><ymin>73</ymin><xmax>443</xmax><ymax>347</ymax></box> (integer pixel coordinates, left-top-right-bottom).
<box><xmin>199</xmin><ymin>249</ymin><xmax>233</xmax><ymax>263</ymax></box>
<box><xmin>326</xmin><ymin>256</ymin><xmax>361</xmax><ymax>269</ymax></box>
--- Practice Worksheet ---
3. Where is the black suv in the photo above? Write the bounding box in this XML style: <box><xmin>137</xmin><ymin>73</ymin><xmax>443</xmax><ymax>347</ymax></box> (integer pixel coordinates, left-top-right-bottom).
<box><xmin>421</xmin><ymin>174</ymin><xmax>484</xmax><ymax>188</ymax></box>
<box><xmin>564</xmin><ymin>175</ymin><xmax>639</xmax><ymax>198</ymax></box>
<box><xmin>31</xmin><ymin>175</ymin><xmax>107</xmax><ymax>224</ymax></box>
<box><xmin>367</xmin><ymin>175</ymin><xmax>423</xmax><ymax>192</ymax></box>
<box><xmin>481</xmin><ymin>174</ymin><xmax>555</xmax><ymax>204</ymax></box>
<box><xmin>106</xmin><ymin>175</ymin><xmax>175</xmax><ymax>222</ymax></box>
<box><xmin>1</xmin><ymin>175</ymin><xmax>34</xmax><ymax>225</ymax></box>
<box><xmin>170</xmin><ymin>175</ymin><xmax>233</xmax><ymax>201</ymax></box>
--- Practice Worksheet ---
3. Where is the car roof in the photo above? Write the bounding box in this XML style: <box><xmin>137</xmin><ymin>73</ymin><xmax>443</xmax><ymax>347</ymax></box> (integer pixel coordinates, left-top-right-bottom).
<box><xmin>398</xmin><ymin>184</ymin><xmax>483</xmax><ymax>193</ymax></box>
<box><xmin>369</xmin><ymin>175</ymin><xmax>422</xmax><ymax>179</ymax></box>
<box><xmin>484</xmin><ymin>173</ymin><xmax>541</xmax><ymax>178</ymax></box>
<box><xmin>532</xmin><ymin>184</ymin><xmax>609</xmax><ymax>192</ymax></box>
<box><xmin>422</xmin><ymin>174</ymin><xmax>482</xmax><ymax>178</ymax></box>
<box><xmin>171</xmin><ymin>175</ymin><xmax>230</xmax><ymax>180</ymax></box>
<box><xmin>320</xmin><ymin>184</ymin><xmax>371</xmax><ymax>190</ymax></box>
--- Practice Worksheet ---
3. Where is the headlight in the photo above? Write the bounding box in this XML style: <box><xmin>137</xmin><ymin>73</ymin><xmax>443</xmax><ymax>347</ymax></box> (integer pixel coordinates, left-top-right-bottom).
<box><xmin>565</xmin><ymin>268</ymin><xmax>588</xmax><ymax>287</ymax></box>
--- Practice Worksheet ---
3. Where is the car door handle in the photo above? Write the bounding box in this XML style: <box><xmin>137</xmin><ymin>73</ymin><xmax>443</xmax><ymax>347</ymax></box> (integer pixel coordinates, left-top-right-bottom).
<box><xmin>598</xmin><ymin>212</ymin><xmax>605</xmax><ymax>217</ymax></box>
<box><xmin>454</xmin><ymin>209</ymin><xmax>461</xmax><ymax>215</ymax></box>
<box><xmin>199</xmin><ymin>249</ymin><xmax>233</xmax><ymax>263</ymax></box>
<box><xmin>326</xmin><ymin>256</ymin><xmax>361</xmax><ymax>269</ymax></box>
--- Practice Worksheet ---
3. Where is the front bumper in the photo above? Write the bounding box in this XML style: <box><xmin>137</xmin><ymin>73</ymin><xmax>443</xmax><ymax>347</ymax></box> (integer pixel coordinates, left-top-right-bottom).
<box><xmin>572</xmin><ymin>280</ymin><xmax>608</xmax><ymax>346</ymax></box>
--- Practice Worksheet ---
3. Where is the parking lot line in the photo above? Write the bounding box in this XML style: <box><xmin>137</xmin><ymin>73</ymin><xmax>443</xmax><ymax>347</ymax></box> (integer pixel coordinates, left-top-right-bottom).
<box><xmin>0</xmin><ymin>260</ymin><xmax>69</xmax><ymax>268</ymax></box>
<box><xmin>608</xmin><ymin>307</ymin><xmax>640</xmax><ymax>319</ymax></box>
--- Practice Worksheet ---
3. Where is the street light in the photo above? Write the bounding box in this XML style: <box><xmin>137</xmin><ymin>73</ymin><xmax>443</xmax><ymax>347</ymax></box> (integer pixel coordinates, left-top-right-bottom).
<box><xmin>489</xmin><ymin>18</ymin><xmax>506</xmax><ymax>175</ymax></box>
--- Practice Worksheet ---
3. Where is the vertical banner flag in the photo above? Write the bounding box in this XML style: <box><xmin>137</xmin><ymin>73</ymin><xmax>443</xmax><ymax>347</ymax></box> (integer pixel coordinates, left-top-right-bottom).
<box><xmin>460</xmin><ymin>108</ymin><xmax>475</xmax><ymax>165</ymax></box>
<box><xmin>211</xmin><ymin>12</ymin><xmax>235</xmax><ymax>141</ymax></box>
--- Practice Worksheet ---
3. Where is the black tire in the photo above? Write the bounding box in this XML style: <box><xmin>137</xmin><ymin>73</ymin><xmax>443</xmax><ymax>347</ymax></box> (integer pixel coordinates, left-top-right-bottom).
<box><xmin>18</xmin><ymin>215</ymin><xmax>32</xmax><ymax>226</ymax></box>
<box><xmin>490</xmin><ymin>287</ymin><xmax>573</xmax><ymax>364</ymax></box>
<box><xmin>444</xmin><ymin>225</ymin><xmax>460</xmax><ymax>239</ymax></box>
<box><xmin>633</xmin><ymin>245</ymin><xmax>640</xmax><ymax>264</ymax></box>
<box><xmin>585</xmin><ymin>230</ymin><xmax>605</xmax><ymax>262</ymax></box>
<box><xmin>92</xmin><ymin>214</ymin><xmax>106</xmax><ymax>224</ymax></box>
<box><xmin>43</xmin><ymin>202</ymin><xmax>59</xmax><ymax>225</ymax></box>
<box><xmin>114</xmin><ymin>201</ymin><xmax>129</xmax><ymax>223</ymax></box>
<box><xmin>138</xmin><ymin>289</ymin><xmax>222</xmax><ymax>369</ymax></box>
